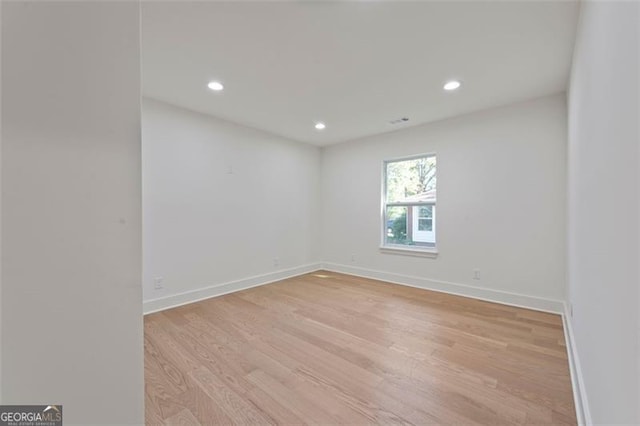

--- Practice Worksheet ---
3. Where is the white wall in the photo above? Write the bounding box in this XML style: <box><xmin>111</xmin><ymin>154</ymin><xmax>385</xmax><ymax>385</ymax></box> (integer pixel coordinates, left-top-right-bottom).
<box><xmin>1</xmin><ymin>2</ymin><xmax>144</xmax><ymax>424</ymax></box>
<box><xmin>142</xmin><ymin>98</ymin><xmax>321</xmax><ymax>306</ymax></box>
<box><xmin>321</xmin><ymin>95</ymin><xmax>567</xmax><ymax>307</ymax></box>
<box><xmin>567</xmin><ymin>1</ymin><xmax>639</xmax><ymax>423</ymax></box>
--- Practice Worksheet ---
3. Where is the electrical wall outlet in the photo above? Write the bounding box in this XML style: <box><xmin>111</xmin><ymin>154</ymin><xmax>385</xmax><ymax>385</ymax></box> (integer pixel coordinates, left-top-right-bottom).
<box><xmin>351</xmin><ymin>254</ymin><xmax>356</xmax><ymax>262</ymax></box>
<box><xmin>473</xmin><ymin>269</ymin><xmax>481</xmax><ymax>280</ymax></box>
<box><xmin>273</xmin><ymin>258</ymin><xmax>279</xmax><ymax>267</ymax></box>
<box><xmin>154</xmin><ymin>277</ymin><xmax>164</xmax><ymax>290</ymax></box>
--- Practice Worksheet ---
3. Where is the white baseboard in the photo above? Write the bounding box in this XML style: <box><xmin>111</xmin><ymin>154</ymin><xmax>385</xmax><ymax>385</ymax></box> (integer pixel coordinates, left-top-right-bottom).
<box><xmin>562</xmin><ymin>302</ymin><xmax>592</xmax><ymax>425</ymax></box>
<box><xmin>143</xmin><ymin>262</ymin><xmax>323</xmax><ymax>315</ymax></box>
<box><xmin>321</xmin><ymin>262</ymin><xmax>565</xmax><ymax>314</ymax></box>
<box><xmin>144</xmin><ymin>261</ymin><xmax>564</xmax><ymax>316</ymax></box>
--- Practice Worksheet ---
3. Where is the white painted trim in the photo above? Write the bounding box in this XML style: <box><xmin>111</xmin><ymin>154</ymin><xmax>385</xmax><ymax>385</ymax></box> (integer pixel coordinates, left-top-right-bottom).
<box><xmin>379</xmin><ymin>246</ymin><xmax>439</xmax><ymax>258</ymax></box>
<box><xmin>143</xmin><ymin>261</ymin><xmax>564</xmax><ymax>315</ymax></box>
<box><xmin>321</xmin><ymin>262</ymin><xmax>565</xmax><ymax>314</ymax></box>
<box><xmin>562</xmin><ymin>302</ymin><xmax>592</xmax><ymax>425</ymax></box>
<box><xmin>143</xmin><ymin>263</ymin><xmax>323</xmax><ymax>315</ymax></box>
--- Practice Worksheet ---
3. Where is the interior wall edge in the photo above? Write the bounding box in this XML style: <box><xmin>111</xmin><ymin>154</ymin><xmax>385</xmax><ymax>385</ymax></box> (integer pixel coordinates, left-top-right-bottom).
<box><xmin>562</xmin><ymin>302</ymin><xmax>592</xmax><ymax>425</ymax></box>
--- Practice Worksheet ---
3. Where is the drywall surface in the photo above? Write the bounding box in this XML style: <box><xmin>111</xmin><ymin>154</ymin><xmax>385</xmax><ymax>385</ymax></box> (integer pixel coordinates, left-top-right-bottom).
<box><xmin>567</xmin><ymin>1</ymin><xmax>639</xmax><ymax>423</ymax></box>
<box><xmin>321</xmin><ymin>95</ymin><xmax>567</xmax><ymax>303</ymax></box>
<box><xmin>142</xmin><ymin>98</ymin><xmax>321</xmax><ymax>304</ymax></box>
<box><xmin>1</xmin><ymin>2</ymin><xmax>143</xmax><ymax>423</ymax></box>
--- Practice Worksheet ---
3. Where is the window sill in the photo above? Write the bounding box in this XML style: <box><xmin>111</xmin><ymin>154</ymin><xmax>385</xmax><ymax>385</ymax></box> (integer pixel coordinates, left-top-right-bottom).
<box><xmin>379</xmin><ymin>245</ymin><xmax>439</xmax><ymax>258</ymax></box>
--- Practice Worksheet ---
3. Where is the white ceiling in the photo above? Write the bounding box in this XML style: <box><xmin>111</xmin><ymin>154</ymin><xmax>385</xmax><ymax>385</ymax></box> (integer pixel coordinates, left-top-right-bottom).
<box><xmin>142</xmin><ymin>1</ymin><xmax>579</xmax><ymax>146</ymax></box>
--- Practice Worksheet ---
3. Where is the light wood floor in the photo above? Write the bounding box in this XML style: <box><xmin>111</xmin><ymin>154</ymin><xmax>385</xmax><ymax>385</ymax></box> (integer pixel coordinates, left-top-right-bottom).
<box><xmin>145</xmin><ymin>271</ymin><xmax>576</xmax><ymax>425</ymax></box>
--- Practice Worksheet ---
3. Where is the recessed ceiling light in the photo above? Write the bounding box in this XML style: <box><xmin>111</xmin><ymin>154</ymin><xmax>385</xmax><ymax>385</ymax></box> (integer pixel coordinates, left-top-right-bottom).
<box><xmin>315</xmin><ymin>122</ymin><xmax>326</xmax><ymax>130</ymax></box>
<box><xmin>443</xmin><ymin>80</ymin><xmax>461</xmax><ymax>91</ymax></box>
<box><xmin>207</xmin><ymin>81</ymin><xmax>224</xmax><ymax>91</ymax></box>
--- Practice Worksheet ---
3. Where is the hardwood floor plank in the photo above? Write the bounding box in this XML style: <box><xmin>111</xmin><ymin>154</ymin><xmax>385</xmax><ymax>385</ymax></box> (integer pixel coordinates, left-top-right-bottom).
<box><xmin>245</xmin><ymin>385</ymin><xmax>307</xmax><ymax>425</ymax></box>
<box><xmin>176</xmin><ymin>383</ymin><xmax>234</xmax><ymax>426</ymax></box>
<box><xmin>290</xmin><ymin>367</ymin><xmax>406</xmax><ymax>424</ymax></box>
<box><xmin>145</xmin><ymin>271</ymin><xmax>576</xmax><ymax>425</ymax></box>
<box><xmin>163</xmin><ymin>408</ymin><xmax>201</xmax><ymax>426</ymax></box>
<box><xmin>246</xmin><ymin>369</ymin><xmax>341</xmax><ymax>425</ymax></box>
<box><xmin>190</xmin><ymin>366</ymin><xmax>275</xmax><ymax>425</ymax></box>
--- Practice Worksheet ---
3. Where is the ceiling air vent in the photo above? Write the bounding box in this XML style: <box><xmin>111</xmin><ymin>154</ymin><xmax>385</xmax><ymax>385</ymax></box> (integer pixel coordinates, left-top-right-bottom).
<box><xmin>389</xmin><ymin>117</ymin><xmax>409</xmax><ymax>125</ymax></box>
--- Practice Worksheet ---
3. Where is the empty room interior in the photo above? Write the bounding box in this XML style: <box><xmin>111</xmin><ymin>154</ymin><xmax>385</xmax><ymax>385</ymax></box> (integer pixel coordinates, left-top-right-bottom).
<box><xmin>1</xmin><ymin>0</ymin><xmax>639</xmax><ymax>425</ymax></box>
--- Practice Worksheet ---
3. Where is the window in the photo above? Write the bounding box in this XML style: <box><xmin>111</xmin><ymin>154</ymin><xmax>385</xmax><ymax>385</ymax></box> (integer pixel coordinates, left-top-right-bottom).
<box><xmin>382</xmin><ymin>154</ymin><xmax>437</xmax><ymax>254</ymax></box>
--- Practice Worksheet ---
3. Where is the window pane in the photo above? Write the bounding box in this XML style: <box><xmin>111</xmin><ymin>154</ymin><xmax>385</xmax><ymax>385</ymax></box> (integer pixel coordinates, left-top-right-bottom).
<box><xmin>418</xmin><ymin>206</ymin><xmax>433</xmax><ymax>218</ymax></box>
<box><xmin>386</xmin><ymin>156</ymin><xmax>436</xmax><ymax>203</ymax></box>
<box><xmin>418</xmin><ymin>218</ymin><xmax>432</xmax><ymax>231</ymax></box>
<box><xmin>385</xmin><ymin>206</ymin><xmax>409</xmax><ymax>245</ymax></box>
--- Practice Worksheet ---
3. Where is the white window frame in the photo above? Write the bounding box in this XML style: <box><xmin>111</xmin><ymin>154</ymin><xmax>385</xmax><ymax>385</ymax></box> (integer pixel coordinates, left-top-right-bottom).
<box><xmin>380</xmin><ymin>153</ymin><xmax>438</xmax><ymax>258</ymax></box>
